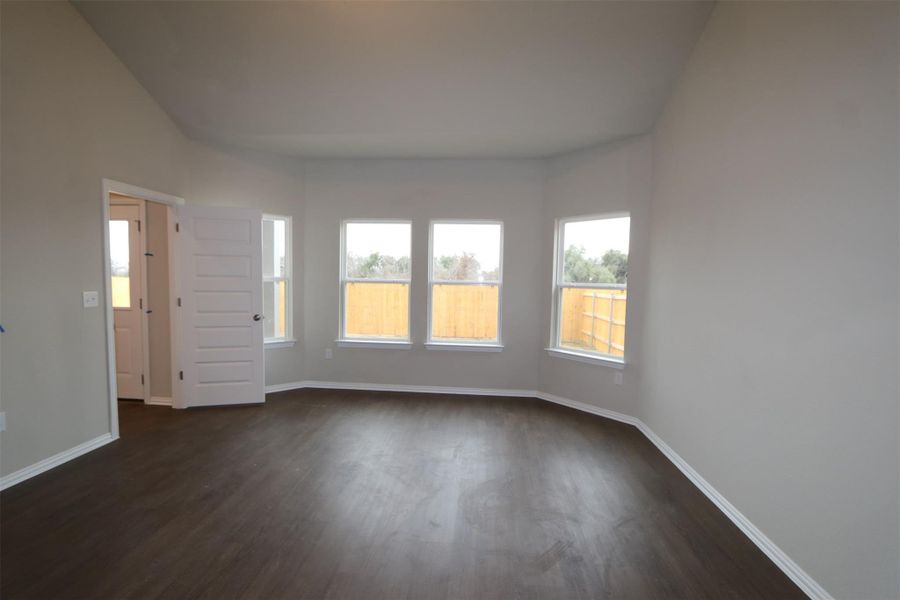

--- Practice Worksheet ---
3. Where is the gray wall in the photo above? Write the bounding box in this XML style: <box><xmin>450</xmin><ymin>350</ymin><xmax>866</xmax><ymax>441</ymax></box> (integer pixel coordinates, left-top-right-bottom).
<box><xmin>642</xmin><ymin>2</ymin><xmax>900</xmax><ymax>598</ymax></box>
<box><xmin>539</xmin><ymin>136</ymin><xmax>652</xmax><ymax>415</ymax></box>
<box><xmin>3</xmin><ymin>3</ymin><xmax>898</xmax><ymax>598</ymax></box>
<box><xmin>1</xmin><ymin>0</ymin><xmax>186</xmax><ymax>476</ymax></box>
<box><xmin>0</xmin><ymin>1</ymin><xmax>304</xmax><ymax>476</ymax></box>
<box><xmin>300</xmin><ymin>159</ymin><xmax>544</xmax><ymax>390</ymax></box>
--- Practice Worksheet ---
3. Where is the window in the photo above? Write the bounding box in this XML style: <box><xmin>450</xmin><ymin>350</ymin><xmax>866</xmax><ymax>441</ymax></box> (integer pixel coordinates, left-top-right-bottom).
<box><xmin>262</xmin><ymin>214</ymin><xmax>292</xmax><ymax>344</ymax></box>
<box><xmin>340</xmin><ymin>221</ymin><xmax>412</xmax><ymax>345</ymax></box>
<box><xmin>551</xmin><ymin>214</ymin><xmax>630</xmax><ymax>364</ymax></box>
<box><xmin>109</xmin><ymin>220</ymin><xmax>131</xmax><ymax>308</ymax></box>
<box><xmin>428</xmin><ymin>221</ymin><xmax>503</xmax><ymax>348</ymax></box>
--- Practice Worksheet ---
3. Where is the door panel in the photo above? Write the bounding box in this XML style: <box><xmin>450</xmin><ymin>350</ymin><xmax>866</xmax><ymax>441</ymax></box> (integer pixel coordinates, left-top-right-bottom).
<box><xmin>110</xmin><ymin>204</ymin><xmax>144</xmax><ymax>399</ymax></box>
<box><xmin>178</xmin><ymin>205</ymin><xmax>264</xmax><ymax>407</ymax></box>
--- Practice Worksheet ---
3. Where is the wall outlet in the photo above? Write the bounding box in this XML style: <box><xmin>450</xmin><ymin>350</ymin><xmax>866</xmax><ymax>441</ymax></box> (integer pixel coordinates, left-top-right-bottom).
<box><xmin>324</xmin><ymin>348</ymin><xmax>333</xmax><ymax>359</ymax></box>
<box><xmin>0</xmin><ymin>412</ymin><xmax>6</xmax><ymax>432</ymax></box>
<box><xmin>614</xmin><ymin>372</ymin><xmax>623</xmax><ymax>386</ymax></box>
<box><xmin>82</xmin><ymin>291</ymin><xmax>99</xmax><ymax>308</ymax></box>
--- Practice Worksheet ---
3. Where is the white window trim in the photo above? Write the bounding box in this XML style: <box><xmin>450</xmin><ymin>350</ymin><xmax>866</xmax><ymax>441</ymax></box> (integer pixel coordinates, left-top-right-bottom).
<box><xmin>427</xmin><ymin>219</ymin><xmax>504</xmax><ymax>349</ymax></box>
<box><xmin>549</xmin><ymin>212</ymin><xmax>630</xmax><ymax>365</ymax></box>
<box><xmin>426</xmin><ymin>342</ymin><xmax>504</xmax><ymax>352</ymax></box>
<box><xmin>338</xmin><ymin>219</ymin><xmax>413</xmax><ymax>346</ymax></box>
<box><xmin>336</xmin><ymin>339</ymin><xmax>413</xmax><ymax>350</ymax></box>
<box><xmin>265</xmin><ymin>339</ymin><xmax>297</xmax><ymax>349</ymax></box>
<box><xmin>545</xmin><ymin>347</ymin><xmax>624</xmax><ymax>368</ymax></box>
<box><xmin>263</xmin><ymin>214</ymin><xmax>293</xmax><ymax>346</ymax></box>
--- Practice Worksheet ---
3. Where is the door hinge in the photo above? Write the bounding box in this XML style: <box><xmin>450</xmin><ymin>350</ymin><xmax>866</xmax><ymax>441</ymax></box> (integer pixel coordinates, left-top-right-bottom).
<box><xmin>177</xmin><ymin>297</ymin><xmax>182</xmax><ymax>307</ymax></box>
<box><xmin>175</xmin><ymin>222</ymin><xmax>180</xmax><ymax>233</ymax></box>
<box><xmin>141</xmin><ymin>374</ymin><xmax>145</xmax><ymax>385</ymax></box>
<box><xmin>179</xmin><ymin>370</ymin><xmax>184</xmax><ymax>381</ymax></box>
<box><xmin>139</xmin><ymin>298</ymin><xmax>143</xmax><ymax>309</ymax></box>
<box><xmin>137</xmin><ymin>220</ymin><xmax>141</xmax><ymax>233</ymax></box>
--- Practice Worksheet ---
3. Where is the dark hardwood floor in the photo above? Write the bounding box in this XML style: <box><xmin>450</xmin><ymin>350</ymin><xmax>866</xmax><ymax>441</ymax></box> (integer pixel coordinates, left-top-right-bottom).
<box><xmin>1</xmin><ymin>390</ymin><xmax>804</xmax><ymax>599</ymax></box>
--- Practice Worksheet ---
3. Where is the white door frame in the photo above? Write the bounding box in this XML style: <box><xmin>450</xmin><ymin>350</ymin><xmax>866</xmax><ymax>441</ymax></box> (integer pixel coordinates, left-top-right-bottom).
<box><xmin>102</xmin><ymin>179</ymin><xmax>184</xmax><ymax>438</ymax></box>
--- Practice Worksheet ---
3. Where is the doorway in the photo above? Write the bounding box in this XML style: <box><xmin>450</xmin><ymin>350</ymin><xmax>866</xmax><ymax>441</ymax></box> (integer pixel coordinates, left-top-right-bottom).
<box><xmin>108</xmin><ymin>192</ymin><xmax>177</xmax><ymax>406</ymax></box>
<box><xmin>102</xmin><ymin>180</ymin><xmax>267</xmax><ymax>437</ymax></box>
<box><xmin>102</xmin><ymin>180</ymin><xmax>184</xmax><ymax>437</ymax></box>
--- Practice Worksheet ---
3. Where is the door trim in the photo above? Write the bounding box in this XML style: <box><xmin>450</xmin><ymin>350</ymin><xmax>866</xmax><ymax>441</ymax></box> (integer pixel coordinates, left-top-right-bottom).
<box><xmin>102</xmin><ymin>179</ymin><xmax>184</xmax><ymax>438</ymax></box>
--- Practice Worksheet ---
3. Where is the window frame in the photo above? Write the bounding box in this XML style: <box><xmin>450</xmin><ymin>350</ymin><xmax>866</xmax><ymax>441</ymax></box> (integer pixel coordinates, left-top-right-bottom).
<box><xmin>338</xmin><ymin>219</ymin><xmax>413</xmax><ymax>348</ymax></box>
<box><xmin>548</xmin><ymin>212</ymin><xmax>630</xmax><ymax>368</ymax></box>
<box><xmin>262</xmin><ymin>213</ymin><xmax>295</xmax><ymax>348</ymax></box>
<box><xmin>426</xmin><ymin>219</ymin><xmax>504</xmax><ymax>351</ymax></box>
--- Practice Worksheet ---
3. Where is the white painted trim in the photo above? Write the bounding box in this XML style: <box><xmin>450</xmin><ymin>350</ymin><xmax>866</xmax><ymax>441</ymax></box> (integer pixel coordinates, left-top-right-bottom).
<box><xmin>545</xmin><ymin>347</ymin><xmax>625</xmax><ymax>369</ymax></box>
<box><xmin>262</xmin><ymin>213</ymin><xmax>293</xmax><ymax>343</ymax></box>
<box><xmin>148</xmin><ymin>396</ymin><xmax>173</xmax><ymax>406</ymax></box>
<box><xmin>265</xmin><ymin>338</ymin><xmax>297</xmax><ymax>349</ymax></box>
<box><xmin>425</xmin><ymin>342</ymin><xmax>504</xmax><ymax>352</ymax></box>
<box><xmin>335</xmin><ymin>339</ymin><xmax>412</xmax><ymax>350</ymax></box>
<box><xmin>260</xmin><ymin>380</ymin><xmax>831</xmax><ymax>599</ymax></box>
<box><xmin>533</xmin><ymin>391</ymin><xmax>639</xmax><ymax>426</ymax></box>
<box><xmin>427</xmin><ymin>220</ymin><xmax>504</xmax><ymax>347</ymax></box>
<box><xmin>632</xmin><ymin>420</ymin><xmax>832</xmax><ymax>600</ymax></box>
<box><xmin>264</xmin><ymin>380</ymin><xmax>533</xmax><ymax>398</ymax></box>
<box><xmin>339</xmin><ymin>220</ymin><xmax>413</xmax><ymax>342</ymax></box>
<box><xmin>0</xmin><ymin>433</ymin><xmax>116</xmax><ymax>491</ymax></box>
<box><xmin>102</xmin><ymin>179</ymin><xmax>185</xmax><ymax>435</ymax></box>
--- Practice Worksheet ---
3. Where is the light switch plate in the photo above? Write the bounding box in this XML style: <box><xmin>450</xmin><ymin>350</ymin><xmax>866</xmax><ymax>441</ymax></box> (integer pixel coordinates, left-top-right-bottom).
<box><xmin>614</xmin><ymin>372</ymin><xmax>623</xmax><ymax>386</ymax></box>
<box><xmin>83</xmin><ymin>291</ymin><xmax>99</xmax><ymax>308</ymax></box>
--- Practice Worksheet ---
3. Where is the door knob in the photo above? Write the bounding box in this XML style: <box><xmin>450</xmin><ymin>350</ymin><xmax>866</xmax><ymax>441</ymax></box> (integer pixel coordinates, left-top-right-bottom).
<box><xmin>253</xmin><ymin>314</ymin><xmax>263</xmax><ymax>321</ymax></box>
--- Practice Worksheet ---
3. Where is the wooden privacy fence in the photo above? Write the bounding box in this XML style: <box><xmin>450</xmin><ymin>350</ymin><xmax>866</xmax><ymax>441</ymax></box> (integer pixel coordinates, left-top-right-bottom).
<box><xmin>344</xmin><ymin>282</ymin><xmax>499</xmax><ymax>340</ymax></box>
<box><xmin>559</xmin><ymin>287</ymin><xmax>627</xmax><ymax>357</ymax></box>
<box><xmin>345</xmin><ymin>282</ymin><xmax>410</xmax><ymax>338</ymax></box>
<box><xmin>343</xmin><ymin>282</ymin><xmax>626</xmax><ymax>353</ymax></box>
<box><xmin>431</xmin><ymin>284</ymin><xmax>498</xmax><ymax>340</ymax></box>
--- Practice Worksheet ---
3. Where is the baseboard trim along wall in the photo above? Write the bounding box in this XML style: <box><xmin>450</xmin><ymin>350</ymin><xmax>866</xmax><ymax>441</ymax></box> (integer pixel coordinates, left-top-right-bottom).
<box><xmin>148</xmin><ymin>396</ymin><xmax>173</xmax><ymax>406</ymax></box>
<box><xmin>2</xmin><ymin>380</ymin><xmax>829</xmax><ymax>599</ymax></box>
<box><xmin>267</xmin><ymin>379</ymin><xmax>831</xmax><ymax>600</ymax></box>
<box><xmin>0</xmin><ymin>433</ymin><xmax>116</xmax><ymax>492</ymax></box>
<box><xmin>268</xmin><ymin>379</ymin><xmax>536</xmax><ymax>398</ymax></box>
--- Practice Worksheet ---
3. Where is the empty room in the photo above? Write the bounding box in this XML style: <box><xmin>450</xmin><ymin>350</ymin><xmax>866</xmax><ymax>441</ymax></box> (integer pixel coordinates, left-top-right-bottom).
<box><xmin>1</xmin><ymin>1</ymin><xmax>898</xmax><ymax>599</ymax></box>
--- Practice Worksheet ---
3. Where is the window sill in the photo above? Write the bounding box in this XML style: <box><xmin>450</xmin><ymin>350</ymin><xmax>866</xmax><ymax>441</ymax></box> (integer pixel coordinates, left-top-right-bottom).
<box><xmin>545</xmin><ymin>347</ymin><xmax>625</xmax><ymax>369</ymax></box>
<box><xmin>265</xmin><ymin>339</ymin><xmax>297</xmax><ymax>349</ymax></box>
<box><xmin>336</xmin><ymin>339</ymin><xmax>412</xmax><ymax>350</ymax></box>
<box><xmin>425</xmin><ymin>342</ymin><xmax>503</xmax><ymax>352</ymax></box>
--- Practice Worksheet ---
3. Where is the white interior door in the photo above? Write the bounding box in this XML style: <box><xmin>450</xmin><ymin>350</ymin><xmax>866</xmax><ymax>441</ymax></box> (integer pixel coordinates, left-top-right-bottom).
<box><xmin>177</xmin><ymin>205</ymin><xmax>265</xmax><ymax>407</ymax></box>
<box><xmin>110</xmin><ymin>203</ymin><xmax>145</xmax><ymax>400</ymax></box>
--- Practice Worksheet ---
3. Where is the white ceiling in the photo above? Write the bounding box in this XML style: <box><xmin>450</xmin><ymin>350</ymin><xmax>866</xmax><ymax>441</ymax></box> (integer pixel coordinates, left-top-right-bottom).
<box><xmin>74</xmin><ymin>1</ymin><xmax>713</xmax><ymax>159</ymax></box>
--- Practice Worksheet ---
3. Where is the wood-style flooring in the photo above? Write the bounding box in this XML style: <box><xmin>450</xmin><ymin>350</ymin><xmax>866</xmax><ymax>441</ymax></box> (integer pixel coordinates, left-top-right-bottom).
<box><xmin>1</xmin><ymin>389</ymin><xmax>804</xmax><ymax>599</ymax></box>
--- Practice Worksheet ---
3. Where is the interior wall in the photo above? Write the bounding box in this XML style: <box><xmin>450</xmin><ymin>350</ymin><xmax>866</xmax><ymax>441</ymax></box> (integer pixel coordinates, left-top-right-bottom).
<box><xmin>0</xmin><ymin>0</ymin><xmax>186</xmax><ymax>476</ymax></box>
<box><xmin>0</xmin><ymin>1</ymin><xmax>305</xmax><ymax>477</ymax></box>
<box><xmin>145</xmin><ymin>200</ymin><xmax>172</xmax><ymax>399</ymax></box>
<box><xmin>642</xmin><ymin>2</ymin><xmax>900</xmax><ymax>598</ymax></box>
<box><xmin>300</xmin><ymin>159</ymin><xmax>544</xmax><ymax>390</ymax></box>
<box><xmin>538</xmin><ymin>136</ymin><xmax>652</xmax><ymax>414</ymax></box>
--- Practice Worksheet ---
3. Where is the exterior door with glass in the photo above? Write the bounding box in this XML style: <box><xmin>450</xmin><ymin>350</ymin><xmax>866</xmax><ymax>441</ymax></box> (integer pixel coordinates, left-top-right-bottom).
<box><xmin>110</xmin><ymin>202</ymin><xmax>145</xmax><ymax>399</ymax></box>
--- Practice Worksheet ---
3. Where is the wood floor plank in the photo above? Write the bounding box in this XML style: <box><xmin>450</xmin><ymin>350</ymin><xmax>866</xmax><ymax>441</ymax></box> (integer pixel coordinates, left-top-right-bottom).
<box><xmin>1</xmin><ymin>390</ymin><xmax>805</xmax><ymax>599</ymax></box>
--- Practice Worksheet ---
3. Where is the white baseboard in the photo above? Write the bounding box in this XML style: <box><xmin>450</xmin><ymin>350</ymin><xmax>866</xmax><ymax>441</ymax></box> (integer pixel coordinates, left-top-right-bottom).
<box><xmin>533</xmin><ymin>391</ymin><xmax>641</xmax><ymax>427</ymax></box>
<box><xmin>0</xmin><ymin>432</ymin><xmax>116</xmax><ymax>492</ymax></box>
<box><xmin>0</xmin><ymin>382</ymin><xmax>827</xmax><ymax>598</ymax></box>
<box><xmin>148</xmin><ymin>396</ymin><xmax>173</xmax><ymax>406</ymax></box>
<box><xmin>266</xmin><ymin>380</ymin><xmax>831</xmax><ymax>600</ymax></box>
<box><xmin>632</xmin><ymin>421</ymin><xmax>832</xmax><ymax>600</ymax></box>
<box><xmin>266</xmin><ymin>380</ymin><xmax>535</xmax><ymax>398</ymax></box>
